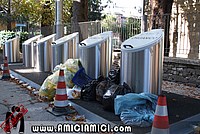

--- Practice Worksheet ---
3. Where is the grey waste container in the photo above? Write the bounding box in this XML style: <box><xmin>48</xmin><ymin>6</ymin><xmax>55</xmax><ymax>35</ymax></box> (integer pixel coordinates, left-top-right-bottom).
<box><xmin>90</xmin><ymin>31</ymin><xmax>113</xmax><ymax>77</ymax></box>
<box><xmin>22</xmin><ymin>35</ymin><xmax>42</xmax><ymax>67</ymax></box>
<box><xmin>35</xmin><ymin>34</ymin><xmax>56</xmax><ymax>72</ymax></box>
<box><xmin>79</xmin><ymin>31</ymin><xmax>113</xmax><ymax>79</ymax></box>
<box><xmin>120</xmin><ymin>29</ymin><xmax>164</xmax><ymax>95</ymax></box>
<box><xmin>3</xmin><ymin>36</ymin><xmax>20</xmax><ymax>63</ymax></box>
<box><xmin>51</xmin><ymin>32</ymin><xmax>79</xmax><ymax>71</ymax></box>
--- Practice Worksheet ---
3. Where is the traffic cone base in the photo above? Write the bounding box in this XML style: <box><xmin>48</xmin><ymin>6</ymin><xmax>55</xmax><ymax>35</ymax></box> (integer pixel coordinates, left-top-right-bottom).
<box><xmin>54</xmin><ymin>100</ymin><xmax>68</xmax><ymax>107</ymax></box>
<box><xmin>47</xmin><ymin>69</ymin><xmax>75</xmax><ymax>116</ymax></box>
<box><xmin>151</xmin><ymin>127</ymin><xmax>169</xmax><ymax>134</ymax></box>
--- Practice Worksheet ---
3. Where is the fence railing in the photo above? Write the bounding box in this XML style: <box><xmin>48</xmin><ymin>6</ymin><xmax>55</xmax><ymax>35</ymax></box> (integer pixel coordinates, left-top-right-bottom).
<box><xmin>64</xmin><ymin>18</ymin><xmax>142</xmax><ymax>49</ymax></box>
<box><xmin>150</xmin><ymin>12</ymin><xmax>200</xmax><ymax>59</ymax></box>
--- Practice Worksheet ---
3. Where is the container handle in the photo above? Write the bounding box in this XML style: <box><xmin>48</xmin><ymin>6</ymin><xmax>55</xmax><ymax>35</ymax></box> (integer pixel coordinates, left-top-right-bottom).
<box><xmin>123</xmin><ymin>44</ymin><xmax>133</xmax><ymax>49</ymax></box>
<box><xmin>33</xmin><ymin>41</ymin><xmax>37</xmax><ymax>46</ymax></box>
<box><xmin>79</xmin><ymin>42</ymin><xmax>86</xmax><ymax>46</ymax></box>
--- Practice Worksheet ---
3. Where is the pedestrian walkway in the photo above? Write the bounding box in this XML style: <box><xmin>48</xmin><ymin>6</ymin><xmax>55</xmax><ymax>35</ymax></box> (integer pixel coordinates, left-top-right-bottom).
<box><xmin>0</xmin><ymin>80</ymin><xmax>66</xmax><ymax>133</ymax></box>
<box><xmin>0</xmin><ymin>80</ymin><xmax>116</xmax><ymax>134</ymax></box>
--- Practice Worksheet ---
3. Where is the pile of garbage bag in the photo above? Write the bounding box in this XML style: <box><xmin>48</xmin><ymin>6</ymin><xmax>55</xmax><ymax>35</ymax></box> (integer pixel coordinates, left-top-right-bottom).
<box><xmin>114</xmin><ymin>93</ymin><xmax>158</xmax><ymax>127</ymax></box>
<box><xmin>39</xmin><ymin>59</ymin><xmax>82</xmax><ymax>100</ymax></box>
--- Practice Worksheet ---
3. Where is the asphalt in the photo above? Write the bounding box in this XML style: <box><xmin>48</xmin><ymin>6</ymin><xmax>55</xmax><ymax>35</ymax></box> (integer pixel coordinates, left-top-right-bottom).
<box><xmin>1</xmin><ymin>52</ymin><xmax>200</xmax><ymax>133</ymax></box>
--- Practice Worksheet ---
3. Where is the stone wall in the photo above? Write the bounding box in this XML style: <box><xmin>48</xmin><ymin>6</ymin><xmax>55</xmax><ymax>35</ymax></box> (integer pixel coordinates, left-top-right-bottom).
<box><xmin>163</xmin><ymin>57</ymin><xmax>200</xmax><ymax>87</ymax></box>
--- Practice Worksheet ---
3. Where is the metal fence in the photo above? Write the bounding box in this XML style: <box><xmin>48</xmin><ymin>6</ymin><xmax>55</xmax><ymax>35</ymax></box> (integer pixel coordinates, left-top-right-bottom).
<box><xmin>64</xmin><ymin>18</ymin><xmax>142</xmax><ymax>49</ymax></box>
<box><xmin>151</xmin><ymin>12</ymin><xmax>200</xmax><ymax>59</ymax></box>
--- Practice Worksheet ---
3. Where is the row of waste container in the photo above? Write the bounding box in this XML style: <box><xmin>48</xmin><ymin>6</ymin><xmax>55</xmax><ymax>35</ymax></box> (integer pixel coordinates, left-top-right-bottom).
<box><xmin>3</xmin><ymin>31</ymin><xmax>113</xmax><ymax>76</ymax></box>
<box><xmin>3</xmin><ymin>29</ymin><xmax>164</xmax><ymax>95</ymax></box>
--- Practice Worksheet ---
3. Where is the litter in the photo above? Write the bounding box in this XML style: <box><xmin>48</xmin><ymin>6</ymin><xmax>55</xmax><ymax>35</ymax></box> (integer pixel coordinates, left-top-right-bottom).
<box><xmin>114</xmin><ymin>93</ymin><xmax>157</xmax><ymax>127</ymax></box>
<box><xmin>72</xmin><ymin>67</ymin><xmax>93</xmax><ymax>88</ymax></box>
<box><xmin>81</xmin><ymin>76</ymin><xmax>104</xmax><ymax>101</ymax></box>
<box><xmin>39</xmin><ymin>59</ymin><xmax>81</xmax><ymax>100</ymax></box>
<box><xmin>102</xmin><ymin>82</ymin><xmax>132</xmax><ymax>112</ymax></box>
<box><xmin>67</xmin><ymin>86</ymin><xmax>81</xmax><ymax>99</ymax></box>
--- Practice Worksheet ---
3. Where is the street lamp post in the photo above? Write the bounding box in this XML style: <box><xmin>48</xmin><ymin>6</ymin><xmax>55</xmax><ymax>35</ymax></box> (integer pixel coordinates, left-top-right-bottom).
<box><xmin>55</xmin><ymin>0</ymin><xmax>64</xmax><ymax>39</ymax></box>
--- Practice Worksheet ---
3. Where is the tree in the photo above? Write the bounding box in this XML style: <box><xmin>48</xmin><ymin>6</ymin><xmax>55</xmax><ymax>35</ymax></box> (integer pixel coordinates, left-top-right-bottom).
<box><xmin>71</xmin><ymin>0</ymin><xmax>88</xmax><ymax>40</ymax></box>
<box><xmin>0</xmin><ymin>0</ymin><xmax>73</xmax><ymax>31</ymax></box>
<box><xmin>146</xmin><ymin>0</ymin><xmax>173</xmax><ymax>56</ymax></box>
<box><xmin>88</xmin><ymin>0</ymin><xmax>102</xmax><ymax>21</ymax></box>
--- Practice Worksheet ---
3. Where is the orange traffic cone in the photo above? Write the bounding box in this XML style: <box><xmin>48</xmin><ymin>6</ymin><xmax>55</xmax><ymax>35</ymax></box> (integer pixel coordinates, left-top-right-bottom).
<box><xmin>151</xmin><ymin>95</ymin><xmax>169</xmax><ymax>134</ymax></box>
<box><xmin>1</xmin><ymin>57</ymin><xmax>11</xmax><ymax>80</ymax></box>
<box><xmin>54</xmin><ymin>69</ymin><xmax>68</xmax><ymax>108</ymax></box>
<box><xmin>47</xmin><ymin>69</ymin><xmax>75</xmax><ymax>116</ymax></box>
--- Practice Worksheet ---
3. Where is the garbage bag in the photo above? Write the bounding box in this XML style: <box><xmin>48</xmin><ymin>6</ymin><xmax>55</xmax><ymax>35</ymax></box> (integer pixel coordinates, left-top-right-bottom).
<box><xmin>96</xmin><ymin>78</ymin><xmax>111</xmax><ymax>103</ymax></box>
<box><xmin>53</xmin><ymin>64</ymin><xmax>62</xmax><ymax>73</ymax></box>
<box><xmin>72</xmin><ymin>67</ymin><xmax>93</xmax><ymax>88</ymax></box>
<box><xmin>114</xmin><ymin>93</ymin><xmax>157</xmax><ymax>115</ymax></box>
<box><xmin>67</xmin><ymin>85</ymin><xmax>81</xmax><ymax>99</ymax></box>
<box><xmin>102</xmin><ymin>82</ymin><xmax>132</xmax><ymax>112</ymax></box>
<box><xmin>120</xmin><ymin>108</ymin><xmax>154</xmax><ymax>127</ymax></box>
<box><xmin>81</xmin><ymin>76</ymin><xmax>104</xmax><ymax>101</ymax></box>
<box><xmin>114</xmin><ymin>93</ymin><xmax>157</xmax><ymax>127</ymax></box>
<box><xmin>63</xmin><ymin>59</ymin><xmax>82</xmax><ymax>73</ymax></box>
<box><xmin>39</xmin><ymin>59</ymin><xmax>82</xmax><ymax>100</ymax></box>
<box><xmin>108</xmin><ymin>68</ymin><xmax>120</xmax><ymax>84</ymax></box>
<box><xmin>39</xmin><ymin>78</ymin><xmax>56</xmax><ymax>100</ymax></box>
<box><xmin>81</xmin><ymin>80</ymin><xmax>98</xmax><ymax>101</ymax></box>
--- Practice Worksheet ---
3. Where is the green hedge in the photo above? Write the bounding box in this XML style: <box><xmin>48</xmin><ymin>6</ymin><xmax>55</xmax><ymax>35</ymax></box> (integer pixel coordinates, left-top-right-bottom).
<box><xmin>0</xmin><ymin>31</ymin><xmax>29</xmax><ymax>51</ymax></box>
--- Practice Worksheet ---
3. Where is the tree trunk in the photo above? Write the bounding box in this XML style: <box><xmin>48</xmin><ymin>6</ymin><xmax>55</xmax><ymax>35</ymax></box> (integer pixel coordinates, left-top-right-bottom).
<box><xmin>150</xmin><ymin>0</ymin><xmax>173</xmax><ymax>56</ymax></box>
<box><xmin>71</xmin><ymin>0</ymin><xmax>88</xmax><ymax>41</ymax></box>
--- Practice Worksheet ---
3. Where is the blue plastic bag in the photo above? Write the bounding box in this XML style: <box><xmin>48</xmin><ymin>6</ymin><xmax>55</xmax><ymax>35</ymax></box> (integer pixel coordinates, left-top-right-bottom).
<box><xmin>114</xmin><ymin>93</ymin><xmax>158</xmax><ymax>127</ymax></box>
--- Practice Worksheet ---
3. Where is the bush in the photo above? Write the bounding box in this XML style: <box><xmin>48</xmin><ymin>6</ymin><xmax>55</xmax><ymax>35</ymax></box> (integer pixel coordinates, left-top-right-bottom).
<box><xmin>0</xmin><ymin>31</ymin><xmax>15</xmax><ymax>47</ymax></box>
<box><xmin>0</xmin><ymin>31</ymin><xmax>29</xmax><ymax>51</ymax></box>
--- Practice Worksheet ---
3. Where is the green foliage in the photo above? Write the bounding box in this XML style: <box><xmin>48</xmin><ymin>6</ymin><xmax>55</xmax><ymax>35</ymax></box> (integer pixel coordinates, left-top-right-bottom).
<box><xmin>0</xmin><ymin>31</ymin><xmax>28</xmax><ymax>50</ymax></box>
<box><xmin>121</xmin><ymin>18</ymin><xmax>141</xmax><ymax>41</ymax></box>
<box><xmin>101</xmin><ymin>15</ymin><xmax>141</xmax><ymax>42</ymax></box>
<box><xmin>0</xmin><ymin>0</ymin><xmax>73</xmax><ymax>28</ymax></box>
<box><xmin>101</xmin><ymin>15</ymin><xmax>117</xmax><ymax>31</ymax></box>
<box><xmin>88</xmin><ymin>0</ymin><xmax>103</xmax><ymax>21</ymax></box>
<box><xmin>19</xmin><ymin>31</ymin><xmax>28</xmax><ymax>45</ymax></box>
<box><xmin>0</xmin><ymin>31</ymin><xmax>15</xmax><ymax>46</ymax></box>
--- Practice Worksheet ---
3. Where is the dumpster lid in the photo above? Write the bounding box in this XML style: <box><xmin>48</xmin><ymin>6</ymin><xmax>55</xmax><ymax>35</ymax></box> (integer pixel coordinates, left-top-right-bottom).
<box><xmin>22</xmin><ymin>35</ymin><xmax>42</xmax><ymax>45</ymax></box>
<box><xmin>89</xmin><ymin>31</ymin><xmax>112</xmax><ymax>40</ymax></box>
<box><xmin>5</xmin><ymin>36</ymin><xmax>19</xmax><ymax>43</ymax></box>
<box><xmin>79</xmin><ymin>37</ymin><xmax>103</xmax><ymax>48</ymax></box>
<box><xmin>52</xmin><ymin>32</ymin><xmax>78</xmax><ymax>47</ymax></box>
<box><xmin>121</xmin><ymin>29</ymin><xmax>163</xmax><ymax>52</ymax></box>
<box><xmin>36</xmin><ymin>34</ymin><xmax>56</xmax><ymax>45</ymax></box>
<box><xmin>79</xmin><ymin>31</ymin><xmax>112</xmax><ymax>48</ymax></box>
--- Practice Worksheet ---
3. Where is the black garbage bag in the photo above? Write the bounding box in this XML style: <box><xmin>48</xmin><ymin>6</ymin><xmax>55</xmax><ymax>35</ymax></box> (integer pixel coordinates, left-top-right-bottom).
<box><xmin>108</xmin><ymin>68</ymin><xmax>120</xmax><ymax>84</ymax></box>
<box><xmin>96</xmin><ymin>78</ymin><xmax>111</xmax><ymax>103</ymax></box>
<box><xmin>102</xmin><ymin>82</ymin><xmax>133</xmax><ymax>112</ymax></box>
<box><xmin>81</xmin><ymin>76</ymin><xmax>104</xmax><ymax>101</ymax></box>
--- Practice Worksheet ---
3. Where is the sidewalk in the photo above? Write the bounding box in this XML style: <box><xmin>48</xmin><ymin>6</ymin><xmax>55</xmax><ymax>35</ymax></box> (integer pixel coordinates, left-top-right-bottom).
<box><xmin>0</xmin><ymin>80</ymin><xmax>66</xmax><ymax>133</ymax></box>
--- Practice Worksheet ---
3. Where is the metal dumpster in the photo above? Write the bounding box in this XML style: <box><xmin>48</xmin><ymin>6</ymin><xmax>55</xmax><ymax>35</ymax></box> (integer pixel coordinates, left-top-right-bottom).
<box><xmin>35</xmin><ymin>34</ymin><xmax>56</xmax><ymax>72</ymax></box>
<box><xmin>120</xmin><ymin>29</ymin><xmax>164</xmax><ymax>95</ymax></box>
<box><xmin>51</xmin><ymin>32</ymin><xmax>79</xmax><ymax>71</ymax></box>
<box><xmin>22</xmin><ymin>35</ymin><xmax>42</xmax><ymax>67</ymax></box>
<box><xmin>3</xmin><ymin>36</ymin><xmax>20</xmax><ymax>63</ymax></box>
<box><xmin>79</xmin><ymin>31</ymin><xmax>113</xmax><ymax>79</ymax></box>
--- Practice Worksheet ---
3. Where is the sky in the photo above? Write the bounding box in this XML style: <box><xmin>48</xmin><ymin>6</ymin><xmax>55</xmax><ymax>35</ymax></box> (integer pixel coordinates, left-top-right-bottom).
<box><xmin>101</xmin><ymin>0</ymin><xmax>143</xmax><ymax>8</ymax></box>
<box><xmin>101</xmin><ymin>0</ymin><xmax>143</xmax><ymax>17</ymax></box>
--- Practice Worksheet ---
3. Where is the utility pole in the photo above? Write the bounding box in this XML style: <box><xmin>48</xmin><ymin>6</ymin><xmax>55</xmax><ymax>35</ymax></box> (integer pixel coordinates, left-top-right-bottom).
<box><xmin>55</xmin><ymin>0</ymin><xmax>64</xmax><ymax>39</ymax></box>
